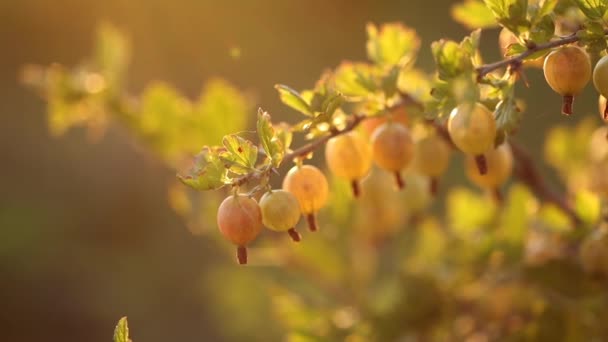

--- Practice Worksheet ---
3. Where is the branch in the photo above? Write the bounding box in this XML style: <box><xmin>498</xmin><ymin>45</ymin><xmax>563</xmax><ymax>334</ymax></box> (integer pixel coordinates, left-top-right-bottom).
<box><xmin>283</xmin><ymin>114</ymin><xmax>366</xmax><ymax>161</ymax></box>
<box><xmin>476</xmin><ymin>30</ymin><xmax>608</xmax><ymax>79</ymax></box>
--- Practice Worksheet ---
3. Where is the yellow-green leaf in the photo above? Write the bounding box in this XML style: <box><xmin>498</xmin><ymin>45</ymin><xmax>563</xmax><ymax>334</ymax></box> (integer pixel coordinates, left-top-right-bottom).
<box><xmin>452</xmin><ymin>0</ymin><xmax>499</xmax><ymax>29</ymax></box>
<box><xmin>113</xmin><ymin>317</ymin><xmax>131</xmax><ymax>342</ymax></box>
<box><xmin>366</xmin><ymin>22</ymin><xmax>420</xmax><ymax>67</ymax></box>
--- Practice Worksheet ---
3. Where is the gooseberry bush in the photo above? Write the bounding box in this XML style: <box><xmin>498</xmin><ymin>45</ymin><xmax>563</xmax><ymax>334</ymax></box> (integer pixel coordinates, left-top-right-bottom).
<box><xmin>23</xmin><ymin>0</ymin><xmax>608</xmax><ymax>341</ymax></box>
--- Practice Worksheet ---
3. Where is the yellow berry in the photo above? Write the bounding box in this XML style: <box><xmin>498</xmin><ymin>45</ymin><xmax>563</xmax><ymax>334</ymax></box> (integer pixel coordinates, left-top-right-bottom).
<box><xmin>371</xmin><ymin>122</ymin><xmax>415</xmax><ymax>189</ymax></box>
<box><xmin>465</xmin><ymin>143</ymin><xmax>513</xmax><ymax>190</ymax></box>
<box><xmin>448</xmin><ymin>103</ymin><xmax>496</xmax><ymax>155</ymax></box>
<box><xmin>325</xmin><ymin>131</ymin><xmax>372</xmax><ymax>197</ymax></box>
<box><xmin>259</xmin><ymin>190</ymin><xmax>302</xmax><ymax>242</ymax></box>
<box><xmin>282</xmin><ymin>164</ymin><xmax>329</xmax><ymax>231</ymax></box>
<box><xmin>543</xmin><ymin>45</ymin><xmax>591</xmax><ymax>115</ymax></box>
<box><xmin>412</xmin><ymin>134</ymin><xmax>451</xmax><ymax>195</ymax></box>
<box><xmin>217</xmin><ymin>194</ymin><xmax>263</xmax><ymax>264</ymax></box>
<box><xmin>361</xmin><ymin>106</ymin><xmax>409</xmax><ymax>137</ymax></box>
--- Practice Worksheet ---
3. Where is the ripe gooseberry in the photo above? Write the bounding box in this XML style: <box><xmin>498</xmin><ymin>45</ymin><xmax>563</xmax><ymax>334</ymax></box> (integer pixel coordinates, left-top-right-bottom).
<box><xmin>282</xmin><ymin>164</ymin><xmax>329</xmax><ymax>232</ymax></box>
<box><xmin>412</xmin><ymin>133</ymin><xmax>451</xmax><ymax>195</ymax></box>
<box><xmin>217</xmin><ymin>194</ymin><xmax>263</xmax><ymax>265</ymax></box>
<box><xmin>371</xmin><ymin>122</ymin><xmax>415</xmax><ymax>189</ymax></box>
<box><xmin>259</xmin><ymin>190</ymin><xmax>302</xmax><ymax>242</ymax></box>
<box><xmin>543</xmin><ymin>45</ymin><xmax>591</xmax><ymax>115</ymax></box>
<box><xmin>580</xmin><ymin>225</ymin><xmax>608</xmax><ymax>278</ymax></box>
<box><xmin>465</xmin><ymin>143</ymin><xmax>513</xmax><ymax>199</ymax></box>
<box><xmin>361</xmin><ymin>106</ymin><xmax>409</xmax><ymax>137</ymax></box>
<box><xmin>447</xmin><ymin>102</ymin><xmax>496</xmax><ymax>175</ymax></box>
<box><xmin>594</xmin><ymin>56</ymin><xmax>608</xmax><ymax>120</ymax></box>
<box><xmin>325</xmin><ymin>131</ymin><xmax>372</xmax><ymax>197</ymax></box>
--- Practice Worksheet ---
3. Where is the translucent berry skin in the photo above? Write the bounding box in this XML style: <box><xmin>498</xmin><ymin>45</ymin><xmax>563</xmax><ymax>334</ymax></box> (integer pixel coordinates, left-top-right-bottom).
<box><xmin>216</xmin><ymin>195</ymin><xmax>263</xmax><ymax>246</ymax></box>
<box><xmin>593</xmin><ymin>55</ymin><xmax>608</xmax><ymax>96</ymax></box>
<box><xmin>282</xmin><ymin>165</ymin><xmax>329</xmax><ymax>214</ymax></box>
<box><xmin>543</xmin><ymin>46</ymin><xmax>591</xmax><ymax>114</ymax></box>
<box><xmin>465</xmin><ymin>143</ymin><xmax>513</xmax><ymax>189</ymax></box>
<box><xmin>259</xmin><ymin>190</ymin><xmax>301</xmax><ymax>232</ymax></box>
<box><xmin>447</xmin><ymin>102</ymin><xmax>496</xmax><ymax>155</ymax></box>
<box><xmin>580</xmin><ymin>225</ymin><xmax>608</xmax><ymax>277</ymax></box>
<box><xmin>544</xmin><ymin>46</ymin><xmax>591</xmax><ymax>95</ymax></box>
<box><xmin>371</xmin><ymin>122</ymin><xmax>414</xmax><ymax>172</ymax></box>
<box><xmin>361</xmin><ymin>106</ymin><xmax>409</xmax><ymax>137</ymax></box>
<box><xmin>325</xmin><ymin>131</ymin><xmax>373</xmax><ymax>181</ymax></box>
<box><xmin>413</xmin><ymin>134</ymin><xmax>451</xmax><ymax>177</ymax></box>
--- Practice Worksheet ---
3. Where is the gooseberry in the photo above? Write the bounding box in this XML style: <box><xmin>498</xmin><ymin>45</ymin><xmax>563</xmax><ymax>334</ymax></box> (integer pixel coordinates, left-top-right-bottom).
<box><xmin>259</xmin><ymin>190</ymin><xmax>302</xmax><ymax>242</ymax></box>
<box><xmin>543</xmin><ymin>45</ymin><xmax>591</xmax><ymax>115</ymax></box>
<box><xmin>217</xmin><ymin>194</ymin><xmax>263</xmax><ymax>265</ymax></box>
<box><xmin>465</xmin><ymin>143</ymin><xmax>513</xmax><ymax>197</ymax></box>
<box><xmin>282</xmin><ymin>164</ymin><xmax>329</xmax><ymax>232</ymax></box>
<box><xmin>447</xmin><ymin>102</ymin><xmax>496</xmax><ymax>175</ymax></box>
<box><xmin>371</xmin><ymin>122</ymin><xmax>415</xmax><ymax>189</ymax></box>
<box><xmin>361</xmin><ymin>106</ymin><xmax>409</xmax><ymax>137</ymax></box>
<box><xmin>325</xmin><ymin>131</ymin><xmax>373</xmax><ymax>197</ymax></box>
<box><xmin>594</xmin><ymin>56</ymin><xmax>608</xmax><ymax>120</ymax></box>
<box><xmin>412</xmin><ymin>133</ymin><xmax>451</xmax><ymax>195</ymax></box>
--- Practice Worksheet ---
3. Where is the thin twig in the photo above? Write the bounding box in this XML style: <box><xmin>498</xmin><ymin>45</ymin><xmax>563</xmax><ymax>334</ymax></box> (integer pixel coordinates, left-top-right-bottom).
<box><xmin>476</xmin><ymin>30</ymin><xmax>608</xmax><ymax>79</ymax></box>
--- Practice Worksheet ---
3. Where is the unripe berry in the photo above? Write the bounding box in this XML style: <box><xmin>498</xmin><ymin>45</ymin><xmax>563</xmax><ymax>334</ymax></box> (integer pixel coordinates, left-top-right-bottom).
<box><xmin>282</xmin><ymin>164</ymin><xmax>329</xmax><ymax>232</ymax></box>
<box><xmin>465</xmin><ymin>143</ymin><xmax>513</xmax><ymax>195</ymax></box>
<box><xmin>447</xmin><ymin>102</ymin><xmax>496</xmax><ymax>175</ymax></box>
<box><xmin>412</xmin><ymin>134</ymin><xmax>451</xmax><ymax>195</ymax></box>
<box><xmin>543</xmin><ymin>45</ymin><xmax>591</xmax><ymax>115</ymax></box>
<box><xmin>259</xmin><ymin>190</ymin><xmax>302</xmax><ymax>242</ymax></box>
<box><xmin>361</xmin><ymin>106</ymin><xmax>409</xmax><ymax>137</ymax></box>
<box><xmin>325</xmin><ymin>131</ymin><xmax>372</xmax><ymax>197</ymax></box>
<box><xmin>594</xmin><ymin>56</ymin><xmax>608</xmax><ymax>120</ymax></box>
<box><xmin>217</xmin><ymin>194</ymin><xmax>263</xmax><ymax>265</ymax></box>
<box><xmin>371</xmin><ymin>122</ymin><xmax>415</xmax><ymax>189</ymax></box>
<box><xmin>580</xmin><ymin>225</ymin><xmax>608</xmax><ymax>278</ymax></box>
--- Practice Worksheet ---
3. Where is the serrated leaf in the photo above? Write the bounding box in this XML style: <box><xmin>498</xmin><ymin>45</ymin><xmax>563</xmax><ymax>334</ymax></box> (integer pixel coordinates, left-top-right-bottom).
<box><xmin>275</xmin><ymin>84</ymin><xmax>313</xmax><ymax>116</ymax></box>
<box><xmin>221</xmin><ymin>134</ymin><xmax>258</xmax><ymax>174</ymax></box>
<box><xmin>333</xmin><ymin>62</ymin><xmax>379</xmax><ymax>97</ymax></box>
<box><xmin>452</xmin><ymin>0</ymin><xmax>499</xmax><ymax>29</ymax></box>
<box><xmin>366</xmin><ymin>22</ymin><xmax>420</xmax><ymax>67</ymax></box>
<box><xmin>113</xmin><ymin>317</ymin><xmax>131</xmax><ymax>342</ymax></box>
<box><xmin>321</xmin><ymin>92</ymin><xmax>344</xmax><ymax>116</ymax></box>
<box><xmin>573</xmin><ymin>0</ymin><xmax>607</xmax><ymax>20</ymax></box>
<box><xmin>432</xmin><ymin>40</ymin><xmax>470</xmax><ymax>80</ymax></box>
<box><xmin>257</xmin><ymin>109</ymin><xmax>285</xmax><ymax>167</ymax></box>
<box><xmin>483</xmin><ymin>0</ymin><xmax>530</xmax><ymax>33</ymax></box>
<box><xmin>178</xmin><ymin>147</ymin><xmax>228</xmax><ymax>190</ymax></box>
<box><xmin>528</xmin><ymin>15</ymin><xmax>555</xmax><ymax>44</ymax></box>
<box><xmin>536</xmin><ymin>0</ymin><xmax>558</xmax><ymax>19</ymax></box>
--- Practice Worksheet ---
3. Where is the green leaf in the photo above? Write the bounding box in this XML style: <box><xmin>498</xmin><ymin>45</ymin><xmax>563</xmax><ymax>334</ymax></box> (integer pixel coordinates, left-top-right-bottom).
<box><xmin>452</xmin><ymin>0</ymin><xmax>499</xmax><ymax>29</ymax></box>
<box><xmin>333</xmin><ymin>62</ymin><xmax>379</xmax><ymax>97</ymax></box>
<box><xmin>577</xmin><ymin>22</ymin><xmax>608</xmax><ymax>53</ymax></box>
<box><xmin>113</xmin><ymin>317</ymin><xmax>131</xmax><ymax>342</ymax></box>
<box><xmin>221</xmin><ymin>134</ymin><xmax>258</xmax><ymax>174</ymax></box>
<box><xmin>528</xmin><ymin>15</ymin><xmax>555</xmax><ymax>44</ymax></box>
<box><xmin>536</xmin><ymin>0</ymin><xmax>558</xmax><ymax>19</ymax></box>
<box><xmin>257</xmin><ymin>109</ymin><xmax>285</xmax><ymax>167</ymax></box>
<box><xmin>275</xmin><ymin>84</ymin><xmax>313</xmax><ymax>116</ymax></box>
<box><xmin>178</xmin><ymin>147</ymin><xmax>229</xmax><ymax>190</ymax></box>
<box><xmin>366</xmin><ymin>22</ymin><xmax>420</xmax><ymax>67</ymax></box>
<box><xmin>483</xmin><ymin>0</ymin><xmax>530</xmax><ymax>33</ymax></box>
<box><xmin>447</xmin><ymin>187</ymin><xmax>497</xmax><ymax>238</ymax></box>
<box><xmin>573</xmin><ymin>0</ymin><xmax>607</xmax><ymax>20</ymax></box>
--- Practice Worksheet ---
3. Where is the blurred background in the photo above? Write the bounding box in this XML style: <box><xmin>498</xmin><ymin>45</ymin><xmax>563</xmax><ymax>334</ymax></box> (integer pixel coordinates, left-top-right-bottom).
<box><xmin>1</xmin><ymin>1</ymin><xmax>603</xmax><ymax>341</ymax></box>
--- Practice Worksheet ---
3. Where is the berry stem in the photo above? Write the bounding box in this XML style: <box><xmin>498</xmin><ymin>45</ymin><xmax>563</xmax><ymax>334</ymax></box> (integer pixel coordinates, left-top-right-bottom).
<box><xmin>306</xmin><ymin>213</ymin><xmax>318</xmax><ymax>232</ymax></box>
<box><xmin>394</xmin><ymin>172</ymin><xmax>405</xmax><ymax>190</ymax></box>
<box><xmin>474</xmin><ymin>154</ymin><xmax>488</xmax><ymax>175</ymax></box>
<box><xmin>287</xmin><ymin>228</ymin><xmax>301</xmax><ymax>242</ymax></box>
<box><xmin>430</xmin><ymin>177</ymin><xmax>439</xmax><ymax>196</ymax></box>
<box><xmin>237</xmin><ymin>246</ymin><xmax>247</xmax><ymax>265</ymax></box>
<box><xmin>351</xmin><ymin>180</ymin><xmax>361</xmax><ymax>197</ymax></box>
<box><xmin>492</xmin><ymin>188</ymin><xmax>503</xmax><ymax>203</ymax></box>
<box><xmin>561</xmin><ymin>95</ymin><xmax>574</xmax><ymax>115</ymax></box>
<box><xmin>603</xmin><ymin>103</ymin><xmax>608</xmax><ymax>120</ymax></box>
